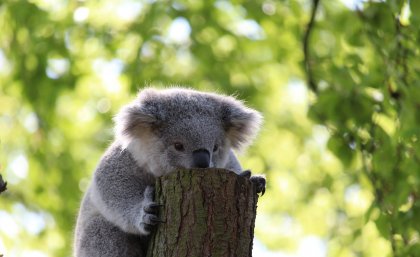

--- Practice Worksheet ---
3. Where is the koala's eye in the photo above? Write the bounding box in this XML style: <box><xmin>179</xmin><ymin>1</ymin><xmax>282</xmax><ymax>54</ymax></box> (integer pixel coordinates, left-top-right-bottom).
<box><xmin>174</xmin><ymin>142</ymin><xmax>185</xmax><ymax>152</ymax></box>
<box><xmin>213</xmin><ymin>144</ymin><xmax>219</xmax><ymax>152</ymax></box>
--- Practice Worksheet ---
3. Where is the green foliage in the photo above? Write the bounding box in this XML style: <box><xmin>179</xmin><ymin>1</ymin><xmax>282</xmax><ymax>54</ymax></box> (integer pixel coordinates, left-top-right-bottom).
<box><xmin>0</xmin><ymin>0</ymin><xmax>418</xmax><ymax>256</ymax></box>
<box><xmin>307</xmin><ymin>0</ymin><xmax>420</xmax><ymax>256</ymax></box>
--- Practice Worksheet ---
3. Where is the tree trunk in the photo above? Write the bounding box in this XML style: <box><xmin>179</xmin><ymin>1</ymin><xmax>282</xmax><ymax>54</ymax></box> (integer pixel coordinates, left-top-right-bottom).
<box><xmin>146</xmin><ymin>168</ymin><xmax>259</xmax><ymax>257</ymax></box>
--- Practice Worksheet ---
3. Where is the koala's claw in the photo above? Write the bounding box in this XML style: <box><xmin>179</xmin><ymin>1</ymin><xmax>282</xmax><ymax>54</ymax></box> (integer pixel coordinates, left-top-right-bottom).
<box><xmin>141</xmin><ymin>215</ymin><xmax>164</xmax><ymax>228</ymax></box>
<box><xmin>250</xmin><ymin>175</ymin><xmax>266</xmax><ymax>196</ymax></box>
<box><xmin>150</xmin><ymin>216</ymin><xmax>166</xmax><ymax>224</ymax></box>
<box><xmin>142</xmin><ymin>223</ymin><xmax>154</xmax><ymax>233</ymax></box>
<box><xmin>239</xmin><ymin>170</ymin><xmax>252</xmax><ymax>178</ymax></box>
<box><xmin>144</xmin><ymin>203</ymin><xmax>163</xmax><ymax>214</ymax></box>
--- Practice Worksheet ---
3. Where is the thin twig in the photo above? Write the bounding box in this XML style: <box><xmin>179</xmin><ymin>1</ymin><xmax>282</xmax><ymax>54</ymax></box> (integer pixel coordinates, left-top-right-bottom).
<box><xmin>303</xmin><ymin>0</ymin><xmax>320</xmax><ymax>93</ymax></box>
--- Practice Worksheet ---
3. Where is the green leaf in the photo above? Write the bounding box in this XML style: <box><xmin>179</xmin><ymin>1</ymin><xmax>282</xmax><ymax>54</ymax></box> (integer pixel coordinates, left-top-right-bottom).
<box><xmin>375</xmin><ymin>213</ymin><xmax>391</xmax><ymax>239</ymax></box>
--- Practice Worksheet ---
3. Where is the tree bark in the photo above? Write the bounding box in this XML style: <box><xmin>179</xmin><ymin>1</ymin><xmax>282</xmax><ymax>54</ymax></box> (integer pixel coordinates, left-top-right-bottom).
<box><xmin>146</xmin><ymin>168</ymin><xmax>259</xmax><ymax>257</ymax></box>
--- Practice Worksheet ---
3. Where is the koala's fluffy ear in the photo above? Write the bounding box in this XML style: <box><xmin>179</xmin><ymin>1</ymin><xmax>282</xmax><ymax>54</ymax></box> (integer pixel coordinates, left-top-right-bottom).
<box><xmin>114</xmin><ymin>101</ymin><xmax>157</xmax><ymax>147</ymax></box>
<box><xmin>222</xmin><ymin>100</ymin><xmax>262</xmax><ymax>150</ymax></box>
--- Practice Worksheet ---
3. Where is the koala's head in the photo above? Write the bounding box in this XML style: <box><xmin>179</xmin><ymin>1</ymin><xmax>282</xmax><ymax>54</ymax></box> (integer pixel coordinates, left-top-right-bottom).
<box><xmin>115</xmin><ymin>87</ymin><xmax>262</xmax><ymax>176</ymax></box>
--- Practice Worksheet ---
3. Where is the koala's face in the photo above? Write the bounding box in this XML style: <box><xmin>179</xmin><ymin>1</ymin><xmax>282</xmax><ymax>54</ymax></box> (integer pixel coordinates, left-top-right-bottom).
<box><xmin>157</xmin><ymin>117</ymin><xmax>231</xmax><ymax>172</ymax></box>
<box><xmin>115</xmin><ymin>88</ymin><xmax>262</xmax><ymax>176</ymax></box>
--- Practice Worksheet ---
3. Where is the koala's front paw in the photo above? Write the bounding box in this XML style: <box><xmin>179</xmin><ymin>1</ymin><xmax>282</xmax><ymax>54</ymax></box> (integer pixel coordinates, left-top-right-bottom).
<box><xmin>138</xmin><ymin>187</ymin><xmax>164</xmax><ymax>235</ymax></box>
<box><xmin>239</xmin><ymin>170</ymin><xmax>266</xmax><ymax>196</ymax></box>
<box><xmin>141</xmin><ymin>202</ymin><xmax>164</xmax><ymax>234</ymax></box>
<box><xmin>250</xmin><ymin>175</ymin><xmax>266</xmax><ymax>196</ymax></box>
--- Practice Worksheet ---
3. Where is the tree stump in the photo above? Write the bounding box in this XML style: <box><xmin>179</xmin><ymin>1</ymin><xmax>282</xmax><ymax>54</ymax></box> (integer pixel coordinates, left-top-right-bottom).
<box><xmin>146</xmin><ymin>168</ymin><xmax>259</xmax><ymax>257</ymax></box>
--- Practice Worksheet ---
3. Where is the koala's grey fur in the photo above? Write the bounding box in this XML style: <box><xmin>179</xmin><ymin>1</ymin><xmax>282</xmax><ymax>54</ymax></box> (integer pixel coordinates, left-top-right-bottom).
<box><xmin>74</xmin><ymin>87</ymin><xmax>262</xmax><ymax>257</ymax></box>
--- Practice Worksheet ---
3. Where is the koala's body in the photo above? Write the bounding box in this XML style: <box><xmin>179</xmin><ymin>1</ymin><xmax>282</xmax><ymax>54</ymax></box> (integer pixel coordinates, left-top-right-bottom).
<box><xmin>74</xmin><ymin>88</ymin><xmax>263</xmax><ymax>257</ymax></box>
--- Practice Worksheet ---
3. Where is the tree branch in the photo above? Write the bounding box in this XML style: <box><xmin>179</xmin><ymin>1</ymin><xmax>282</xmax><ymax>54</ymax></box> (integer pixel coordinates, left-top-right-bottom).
<box><xmin>0</xmin><ymin>174</ymin><xmax>7</xmax><ymax>194</ymax></box>
<box><xmin>303</xmin><ymin>0</ymin><xmax>320</xmax><ymax>93</ymax></box>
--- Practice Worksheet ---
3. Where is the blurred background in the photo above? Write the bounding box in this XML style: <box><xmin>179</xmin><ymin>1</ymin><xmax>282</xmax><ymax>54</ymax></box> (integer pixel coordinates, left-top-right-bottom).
<box><xmin>0</xmin><ymin>0</ymin><xmax>419</xmax><ymax>256</ymax></box>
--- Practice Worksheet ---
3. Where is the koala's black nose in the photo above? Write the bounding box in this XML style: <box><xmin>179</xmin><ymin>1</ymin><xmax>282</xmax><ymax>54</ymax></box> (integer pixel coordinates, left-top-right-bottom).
<box><xmin>192</xmin><ymin>149</ymin><xmax>210</xmax><ymax>168</ymax></box>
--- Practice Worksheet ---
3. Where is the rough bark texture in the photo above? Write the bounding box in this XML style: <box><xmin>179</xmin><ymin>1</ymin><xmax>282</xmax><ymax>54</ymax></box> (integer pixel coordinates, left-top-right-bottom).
<box><xmin>146</xmin><ymin>168</ymin><xmax>259</xmax><ymax>257</ymax></box>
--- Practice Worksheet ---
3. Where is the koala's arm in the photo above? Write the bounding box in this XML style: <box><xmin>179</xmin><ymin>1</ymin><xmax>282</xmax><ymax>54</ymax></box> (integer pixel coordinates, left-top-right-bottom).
<box><xmin>89</xmin><ymin>146</ymin><xmax>159</xmax><ymax>235</ymax></box>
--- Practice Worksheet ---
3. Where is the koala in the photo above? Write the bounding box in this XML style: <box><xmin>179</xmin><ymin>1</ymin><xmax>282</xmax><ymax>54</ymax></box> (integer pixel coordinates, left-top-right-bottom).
<box><xmin>74</xmin><ymin>88</ymin><xmax>264</xmax><ymax>257</ymax></box>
